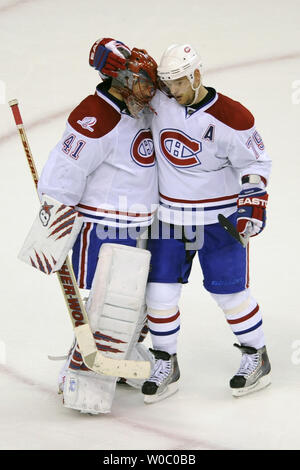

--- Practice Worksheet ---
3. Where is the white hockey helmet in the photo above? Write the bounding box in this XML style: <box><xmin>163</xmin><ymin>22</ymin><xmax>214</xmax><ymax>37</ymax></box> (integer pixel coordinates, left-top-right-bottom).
<box><xmin>157</xmin><ymin>44</ymin><xmax>203</xmax><ymax>84</ymax></box>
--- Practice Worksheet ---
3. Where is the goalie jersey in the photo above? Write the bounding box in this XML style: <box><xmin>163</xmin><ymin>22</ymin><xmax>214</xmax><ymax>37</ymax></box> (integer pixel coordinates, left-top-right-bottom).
<box><xmin>38</xmin><ymin>83</ymin><xmax>158</xmax><ymax>228</ymax></box>
<box><xmin>150</xmin><ymin>88</ymin><xmax>272</xmax><ymax>225</ymax></box>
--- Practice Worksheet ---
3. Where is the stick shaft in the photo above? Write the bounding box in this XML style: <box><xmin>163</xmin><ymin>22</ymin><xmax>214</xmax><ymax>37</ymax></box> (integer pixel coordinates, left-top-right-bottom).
<box><xmin>218</xmin><ymin>213</ymin><xmax>249</xmax><ymax>247</ymax></box>
<box><xmin>8</xmin><ymin>99</ymin><xmax>89</xmax><ymax>328</ymax></box>
<box><xmin>9</xmin><ymin>100</ymin><xmax>39</xmax><ymax>189</ymax></box>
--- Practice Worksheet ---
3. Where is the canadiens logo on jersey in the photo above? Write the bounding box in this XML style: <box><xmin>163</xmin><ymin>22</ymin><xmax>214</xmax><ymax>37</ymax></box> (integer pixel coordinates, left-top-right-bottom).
<box><xmin>130</xmin><ymin>129</ymin><xmax>155</xmax><ymax>167</ymax></box>
<box><xmin>159</xmin><ymin>129</ymin><xmax>202</xmax><ymax>167</ymax></box>
<box><xmin>76</xmin><ymin>116</ymin><xmax>97</xmax><ymax>132</ymax></box>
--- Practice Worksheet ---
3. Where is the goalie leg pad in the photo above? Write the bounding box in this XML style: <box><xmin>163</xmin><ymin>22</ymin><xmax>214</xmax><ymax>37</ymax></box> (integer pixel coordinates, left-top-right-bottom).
<box><xmin>64</xmin><ymin>243</ymin><xmax>151</xmax><ymax>413</ymax></box>
<box><xmin>58</xmin><ymin>338</ymin><xmax>76</xmax><ymax>394</ymax></box>
<box><xmin>63</xmin><ymin>369</ymin><xmax>116</xmax><ymax>414</ymax></box>
<box><xmin>86</xmin><ymin>243</ymin><xmax>151</xmax><ymax>359</ymax></box>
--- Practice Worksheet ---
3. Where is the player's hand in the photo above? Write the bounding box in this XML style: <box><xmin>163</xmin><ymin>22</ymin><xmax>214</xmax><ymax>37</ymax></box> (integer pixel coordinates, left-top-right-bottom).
<box><xmin>237</xmin><ymin>187</ymin><xmax>268</xmax><ymax>237</ymax></box>
<box><xmin>89</xmin><ymin>38</ymin><xmax>131</xmax><ymax>78</ymax></box>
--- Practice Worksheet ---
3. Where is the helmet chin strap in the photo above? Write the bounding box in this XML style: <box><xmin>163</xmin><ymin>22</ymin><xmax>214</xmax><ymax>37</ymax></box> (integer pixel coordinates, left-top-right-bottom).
<box><xmin>186</xmin><ymin>70</ymin><xmax>202</xmax><ymax>106</ymax></box>
<box><xmin>187</xmin><ymin>86</ymin><xmax>200</xmax><ymax>106</ymax></box>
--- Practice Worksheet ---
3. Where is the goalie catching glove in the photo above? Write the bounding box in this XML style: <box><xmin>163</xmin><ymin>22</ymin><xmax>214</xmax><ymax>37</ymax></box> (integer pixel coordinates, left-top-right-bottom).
<box><xmin>237</xmin><ymin>187</ymin><xmax>268</xmax><ymax>238</ymax></box>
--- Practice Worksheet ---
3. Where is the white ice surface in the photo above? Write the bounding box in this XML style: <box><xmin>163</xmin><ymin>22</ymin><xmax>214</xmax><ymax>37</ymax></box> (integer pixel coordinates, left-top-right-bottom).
<box><xmin>0</xmin><ymin>0</ymin><xmax>300</xmax><ymax>450</ymax></box>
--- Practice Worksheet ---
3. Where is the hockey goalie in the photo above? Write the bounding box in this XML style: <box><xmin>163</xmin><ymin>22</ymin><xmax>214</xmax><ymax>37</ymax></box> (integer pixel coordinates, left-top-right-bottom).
<box><xmin>18</xmin><ymin>39</ymin><xmax>158</xmax><ymax>414</ymax></box>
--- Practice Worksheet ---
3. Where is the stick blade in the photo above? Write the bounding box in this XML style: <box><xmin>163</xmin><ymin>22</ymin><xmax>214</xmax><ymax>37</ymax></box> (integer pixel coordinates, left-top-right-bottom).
<box><xmin>91</xmin><ymin>353</ymin><xmax>151</xmax><ymax>380</ymax></box>
<box><xmin>218</xmin><ymin>214</ymin><xmax>249</xmax><ymax>247</ymax></box>
<box><xmin>75</xmin><ymin>324</ymin><xmax>151</xmax><ymax>379</ymax></box>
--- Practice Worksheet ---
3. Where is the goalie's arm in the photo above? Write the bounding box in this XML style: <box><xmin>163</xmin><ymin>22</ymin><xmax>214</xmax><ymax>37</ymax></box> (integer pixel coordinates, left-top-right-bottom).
<box><xmin>38</xmin><ymin>124</ymin><xmax>104</xmax><ymax>206</ymax></box>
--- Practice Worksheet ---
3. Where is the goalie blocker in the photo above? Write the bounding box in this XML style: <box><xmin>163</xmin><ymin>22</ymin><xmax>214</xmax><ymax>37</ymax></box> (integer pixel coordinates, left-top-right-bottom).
<box><xmin>19</xmin><ymin>194</ymin><xmax>84</xmax><ymax>274</ymax></box>
<box><xmin>63</xmin><ymin>242</ymin><xmax>153</xmax><ymax>414</ymax></box>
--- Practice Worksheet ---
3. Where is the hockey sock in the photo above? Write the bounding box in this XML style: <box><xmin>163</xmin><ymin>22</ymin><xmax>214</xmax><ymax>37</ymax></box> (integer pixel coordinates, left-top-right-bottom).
<box><xmin>147</xmin><ymin>307</ymin><xmax>180</xmax><ymax>355</ymax></box>
<box><xmin>212</xmin><ymin>290</ymin><xmax>265</xmax><ymax>349</ymax></box>
<box><xmin>146</xmin><ymin>282</ymin><xmax>182</xmax><ymax>355</ymax></box>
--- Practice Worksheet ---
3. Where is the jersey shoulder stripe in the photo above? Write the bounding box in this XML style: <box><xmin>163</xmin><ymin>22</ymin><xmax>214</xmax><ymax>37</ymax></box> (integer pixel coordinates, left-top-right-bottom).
<box><xmin>204</xmin><ymin>93</ymin><xmax>255</xmax><ymax>131</ymax></box>
<box><xmin>68</xmin><ymin>93</ymin><xmax>121</xmax><ymax>138</ymax></box>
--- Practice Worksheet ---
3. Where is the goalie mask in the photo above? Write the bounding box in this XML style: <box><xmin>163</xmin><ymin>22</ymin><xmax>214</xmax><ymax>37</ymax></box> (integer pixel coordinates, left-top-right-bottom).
<box><xmin>113</xmin><ymin>48</ymin><xmax>158</xmax><ymax>117</ymax></box>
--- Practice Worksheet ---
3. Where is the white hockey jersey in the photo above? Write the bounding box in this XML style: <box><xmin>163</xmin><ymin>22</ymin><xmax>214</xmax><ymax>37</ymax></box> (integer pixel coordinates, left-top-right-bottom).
<box><xmin>150</xmin><ymin>88</ymin><xmax>272</xmax><ymax>225</ymax></box>
<box><xmin>38</xmin><ymin>85</ymin><xmax>158</xmax><ymax>227</ymax></box>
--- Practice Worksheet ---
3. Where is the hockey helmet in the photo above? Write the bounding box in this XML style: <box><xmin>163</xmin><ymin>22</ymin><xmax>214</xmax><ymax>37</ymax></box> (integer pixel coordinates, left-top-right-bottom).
<box><xmin>157</xmin><ymin>44</ymin><xmax>202</xmax><ymax>84</ymax></box>
<box><xmin>157</xmin><ymin>44</ymin><xmax>203</xmax><ymax>105</ymax></box>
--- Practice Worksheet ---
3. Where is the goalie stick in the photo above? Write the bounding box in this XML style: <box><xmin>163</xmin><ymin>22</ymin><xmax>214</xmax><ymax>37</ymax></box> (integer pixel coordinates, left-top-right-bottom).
<box><xmin>218</xmin><ymin>214</ymin><xmax>250</xmax><ymax>248</ymax></box>
<box><xmin>8</xmin><ymin>98</ymin><xmax>150</xmax><ymax>380</ymax></box>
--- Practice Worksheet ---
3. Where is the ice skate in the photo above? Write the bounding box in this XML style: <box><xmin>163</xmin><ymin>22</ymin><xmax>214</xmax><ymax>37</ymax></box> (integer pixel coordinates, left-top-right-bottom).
<box><xmin>230</xmin><ymin>343</ymin><xmax>271</xmax><ymax>397</ymax></box>
<box><xmin>142</xmin><ymin>349</ymin><xmax>180</xmax><ymax>404</ymax></box>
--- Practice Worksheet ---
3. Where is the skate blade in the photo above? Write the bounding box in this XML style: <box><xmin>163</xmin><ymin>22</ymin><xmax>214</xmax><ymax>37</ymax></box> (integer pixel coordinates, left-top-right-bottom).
<box><xmin>144</xmin><ymin>381</ymin><xmax>179</xmax><ymax>404</ymax></box>
<box><xmin>231</xmin><ymin>373</ymin><xmax>271</xmax><ymax>397</ymax></box>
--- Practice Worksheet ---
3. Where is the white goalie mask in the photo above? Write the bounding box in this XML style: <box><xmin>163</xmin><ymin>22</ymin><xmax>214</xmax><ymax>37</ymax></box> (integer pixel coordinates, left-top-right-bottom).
<box><xmin>157</xmin><ymin>44</ymin><xmax>203</xmax><ymax>105</ymax></box>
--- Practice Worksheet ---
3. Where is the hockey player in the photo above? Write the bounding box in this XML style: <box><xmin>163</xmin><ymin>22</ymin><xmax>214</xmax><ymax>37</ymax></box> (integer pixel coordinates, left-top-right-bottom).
<box><xmin>36</xmin><ymin>39</ymin><xmax>159</xmax><ymax>413</ymax></box>
<box><xmin>92</xmin><ymin>41</ymin><xmax>272</xmax><ymax>402</ymax></box>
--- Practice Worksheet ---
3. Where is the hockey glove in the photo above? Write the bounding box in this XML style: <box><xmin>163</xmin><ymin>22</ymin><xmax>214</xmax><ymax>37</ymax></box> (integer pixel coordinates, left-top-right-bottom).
<box><xmin>89</xmin><ymin>38</ymin><xmax>131</xmax><ymax>78</ymax></box>
<box><xmin>237</xmin><ymin>187</ymin><xmax>268</xmax><ymax>237</ymax></box>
